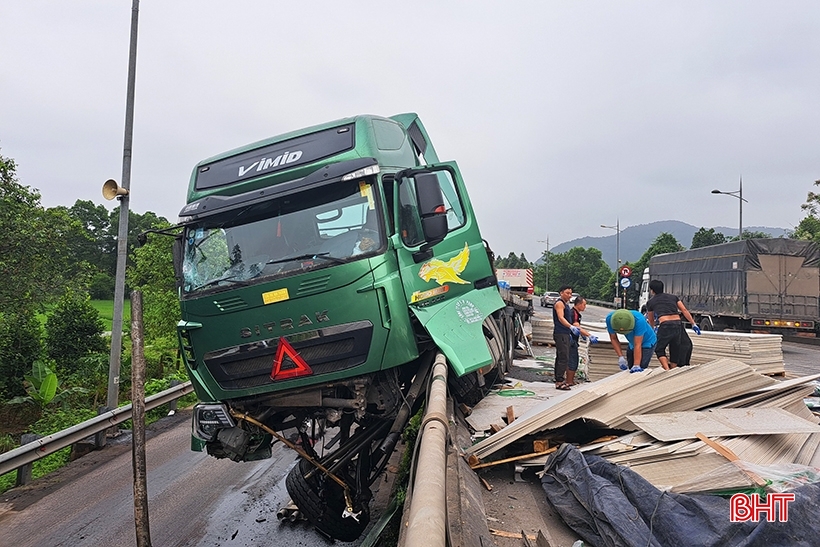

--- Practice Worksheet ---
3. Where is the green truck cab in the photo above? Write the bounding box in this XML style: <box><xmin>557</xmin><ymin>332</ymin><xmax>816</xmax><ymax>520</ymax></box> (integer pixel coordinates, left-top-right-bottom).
<box><xmin>173</xmin><ymin>114</ymin><xmax>514</xmax><ymax>540</ymax></box>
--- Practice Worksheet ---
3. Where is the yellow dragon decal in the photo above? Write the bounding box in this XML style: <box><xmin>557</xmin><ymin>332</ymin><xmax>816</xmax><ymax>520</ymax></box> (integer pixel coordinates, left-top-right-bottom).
<box><xmin>418</xmin><ymin>242</ymin><xmax>470</xmax><ymax>285</ymax></box>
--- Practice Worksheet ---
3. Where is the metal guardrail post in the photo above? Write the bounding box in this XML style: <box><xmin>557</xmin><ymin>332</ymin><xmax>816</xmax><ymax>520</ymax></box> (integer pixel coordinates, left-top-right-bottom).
<box><xmin>168</xmin><ymin>380</ymin><xmax>180</xmax><ymax>414</ymax></box>
<box><xmin>15</xmin><ymin>433</ymin><xmax>39</xmax><ymax>487</ymax></box>
<box><xmin>95</xmin><ymin>406</ymin><xmax>109</xmax><ymax>448</ymax></box>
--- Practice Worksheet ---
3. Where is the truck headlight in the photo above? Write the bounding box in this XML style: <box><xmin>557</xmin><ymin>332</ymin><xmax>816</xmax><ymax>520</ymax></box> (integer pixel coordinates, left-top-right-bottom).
<box><xmin>193</xmin><ymin>403</ymin><xmax>235</xmax><ymax>441</ymax></box>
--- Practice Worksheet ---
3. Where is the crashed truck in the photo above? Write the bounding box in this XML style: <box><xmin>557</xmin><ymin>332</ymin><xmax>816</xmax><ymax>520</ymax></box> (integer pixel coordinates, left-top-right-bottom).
<box><xmin>165</xmin><ymin>114</ymin><xmax>519</xmax><ymax>540</ymax></box>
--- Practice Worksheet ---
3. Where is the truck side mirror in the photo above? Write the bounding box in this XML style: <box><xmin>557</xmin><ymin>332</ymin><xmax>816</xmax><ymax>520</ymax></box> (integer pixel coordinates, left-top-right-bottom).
<box><xmin>415</xmin><ymin>173</ymin><xmax>448</xmax><ymax>247</ymax></box>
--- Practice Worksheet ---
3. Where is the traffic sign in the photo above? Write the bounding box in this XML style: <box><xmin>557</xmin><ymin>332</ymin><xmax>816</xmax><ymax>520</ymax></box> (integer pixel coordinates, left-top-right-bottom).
<box><xmin>619</xmin><ymin>266</ymin><xmax>632</xmax><ymax>278</ymax></box>
<box><xmin>620</xmin><ymin>277</ymin><xmax>632</xmax><ymax>289</ymax></box>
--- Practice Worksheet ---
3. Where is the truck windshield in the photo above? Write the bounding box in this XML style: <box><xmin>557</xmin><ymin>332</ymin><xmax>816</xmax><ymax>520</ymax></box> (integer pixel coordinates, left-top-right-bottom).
<box><xmin>181</xmin><ymin>179</ymin><xmax>382</xmax><ymax>294</ymax></box>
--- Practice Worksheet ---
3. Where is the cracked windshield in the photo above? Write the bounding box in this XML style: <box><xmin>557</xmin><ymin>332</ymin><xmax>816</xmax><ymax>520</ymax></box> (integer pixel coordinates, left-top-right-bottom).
<box><xmin>182</xmin><ymin>179</ymin><xmax>382</xmax><ymax>294</ymax></box>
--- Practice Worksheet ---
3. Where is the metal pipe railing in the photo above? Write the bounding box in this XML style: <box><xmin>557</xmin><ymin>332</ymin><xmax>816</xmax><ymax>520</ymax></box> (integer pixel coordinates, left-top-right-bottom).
<box><xmin>403</xmin><ymin>353</ymin><xmax>449</xmax><ymax>547</ymax></box>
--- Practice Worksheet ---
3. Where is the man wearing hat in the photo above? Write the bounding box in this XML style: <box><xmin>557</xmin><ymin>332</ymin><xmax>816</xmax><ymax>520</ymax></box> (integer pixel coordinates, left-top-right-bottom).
<box><xmin>606</xmin><ymin>308</ymin><xmax>657</xmax><ymax>372</ymax></box>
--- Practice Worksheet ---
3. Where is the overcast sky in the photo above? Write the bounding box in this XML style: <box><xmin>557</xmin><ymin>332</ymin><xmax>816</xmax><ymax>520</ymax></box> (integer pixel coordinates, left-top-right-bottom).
<box><xmin>2</xmin><ymin>1</ymin><xmax>818</xmax><ymax>261</ymax></box>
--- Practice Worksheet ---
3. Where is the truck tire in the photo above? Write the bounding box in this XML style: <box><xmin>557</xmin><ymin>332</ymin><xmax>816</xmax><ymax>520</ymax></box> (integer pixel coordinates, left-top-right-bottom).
<box><xmin>449</xmin><ymin>371</ymin><xmax>483</xmax><ymax>406</ymax></box>
<box><xmin>502</xmin><ymin>314</ymin><xmax>515</xmax><ymax>373</ymax></box>
<box><xmin>699</xmin><ymin>316</ymin><xmax>715</xmax><ymax>332</ymax></box>
<box><xmin>449</xmin><ymin>316</ymin><xmax>507</xmax><ymax>406</ymax></box>
<box><xmin>484</xmin><ymin>315</ymin><xmax>505</xmax><ymax>374</ymax></box>
<box><xmin>286</xmin><ymin>459</ymin><xmax>370</xmax><ymax>542</ymax></box>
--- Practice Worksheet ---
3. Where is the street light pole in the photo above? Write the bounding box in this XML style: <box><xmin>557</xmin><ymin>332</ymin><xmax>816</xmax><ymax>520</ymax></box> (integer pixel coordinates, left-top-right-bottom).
<box><xmin>712</xmin><ymin>177</ymin><xmax>747</xmax><ymax>239</ymax></box>
<box><xmin>537</xmin><ymin>235</ymin><xmax>549</xmax><ymax>292</ymax></box>
<box><xmin>601</xmin><ymin>219</ymin><xmax>620</xmax><ymax>304</ymax></box>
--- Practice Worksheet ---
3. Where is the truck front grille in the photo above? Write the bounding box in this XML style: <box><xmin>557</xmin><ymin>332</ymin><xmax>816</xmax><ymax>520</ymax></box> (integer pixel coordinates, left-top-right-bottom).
<box><xmin>202</xmin><ymin>321</ymin><xmax>373</xmax><ymax>390</ymax></box>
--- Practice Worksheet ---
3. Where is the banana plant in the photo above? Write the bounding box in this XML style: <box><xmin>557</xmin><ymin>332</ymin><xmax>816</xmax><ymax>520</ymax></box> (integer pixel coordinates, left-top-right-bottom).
<box><xmin>6</xmin><ymin>360</ymin><xmax>87</xmax><ymax>408</ymax></box>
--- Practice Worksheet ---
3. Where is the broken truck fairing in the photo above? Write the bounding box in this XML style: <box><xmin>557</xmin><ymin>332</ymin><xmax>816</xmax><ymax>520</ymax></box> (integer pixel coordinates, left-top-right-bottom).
<box><xmin>173</xmin><ymin>114</ymin><xmax>513</xmax><ymax>540</ymax></box>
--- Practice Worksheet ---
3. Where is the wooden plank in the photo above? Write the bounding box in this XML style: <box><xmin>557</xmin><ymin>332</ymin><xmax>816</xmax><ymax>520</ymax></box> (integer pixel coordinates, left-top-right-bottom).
<box><xmin>695</xmin><ymin>432</ymin><xmax>767</xmax><ymax>487</ymax></box>
<box><xmin>533</xmin><ymin>439</ymin><xmax>550</xmax><ymax>452</ymax></box>
<box><xmin>469</xmin><ymin>447</ymin><xmax>558</xmax><ymax>470</ymax></box>
<box><xmin>489</xmin><ymin>529</ymin><xmax>537</xmax><ymax>541</ymax></box>
<box><xmin>506</xmin><ymin>405</ymin><xmax>516</xmax><ymax>425</ymax></box>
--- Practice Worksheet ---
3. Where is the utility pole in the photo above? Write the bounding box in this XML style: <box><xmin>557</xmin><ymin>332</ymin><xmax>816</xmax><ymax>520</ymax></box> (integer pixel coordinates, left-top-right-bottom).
<box><xmin>106</xmin><ymin>0</ymin><xmax>140</xmax><ymax>414</ymax></box>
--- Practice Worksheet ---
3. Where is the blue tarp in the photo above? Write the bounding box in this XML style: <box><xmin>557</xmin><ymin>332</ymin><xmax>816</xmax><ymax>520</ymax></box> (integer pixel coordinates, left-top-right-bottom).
<box><xmin>540</xmin><ymin>444</ymin><xmax>820</xmax><ymax>547</ymax></box>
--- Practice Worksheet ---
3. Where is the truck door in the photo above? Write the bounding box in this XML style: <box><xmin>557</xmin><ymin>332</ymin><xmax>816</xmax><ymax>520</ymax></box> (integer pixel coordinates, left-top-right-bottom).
<box><xmin>392</xmin><ymin>162</ymin><xmax>504</xmax><ymax>376</ymax></box>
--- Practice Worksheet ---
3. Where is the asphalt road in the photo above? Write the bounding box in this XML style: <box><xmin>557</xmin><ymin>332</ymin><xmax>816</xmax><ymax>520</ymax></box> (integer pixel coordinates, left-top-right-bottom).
<box><xmin>0</xmin><ymin>409</ymin><xmax>392</xmax><ymax>546</ymax></box>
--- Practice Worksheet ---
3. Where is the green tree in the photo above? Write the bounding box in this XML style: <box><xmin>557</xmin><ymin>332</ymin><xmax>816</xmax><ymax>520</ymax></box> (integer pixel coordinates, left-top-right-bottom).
<box><xmin>691</xmin><ymin>228</ymin><xmax>727</xmax><ymax>249</ymax></box>
<box><xmin>547</xmin><ymin>247</ymin><xmax>611</xmax><ymax>300</ymax></box>
<box><xmin>625</xmin><ymin>232</ymin><xmax>684</xmax><ymax>308</ymax></box>
<box><xmin>111</xmin><ymin>209</ymin><xmax>170</xmax><ymax>268</ymax></box>
<box><xmin>126</xmin><ymin>221</ymin><xmax>179</xmax><ymax>340</ymax></box>
<box><xmin>494</xmin><ymin>252</ymin><xmax>531</xmax><ymax>269</ymax></box>
<box><xmin>795</xmin><ymin>179</ymin><xmax>820</xmax><ymax>243</ymax></box>
<box><xmin>45</xmin><ymin>290</ymin><xmax>107</xmax><ymax>375</ymax></box>
<box><xmin>0</xmin><ymin>309</ymin><xmax>43</xmax><ymax>399</ymax></box>
<box><xmin>0</xmin><ymin>152</ymin><xmax>90</xmax><ymax>311</ymax></box>
<box><xmin>729</xmin><ymin>230</ymin><xmax>771</xmax><ymax>242</ymax></box>
<box><xmin>53</xmin><ymin>200</ymin><xmax>114</xmax><ymax>272</ymax></box>
<box><xmin>794</xmin><ymin>216</ymin><xmax>820</xmax><ymax>243</ymax></box>
<box><xmin>127</xmin><ymin>222</ymin><xmax>181</xmax><ymax>377</ymax></box>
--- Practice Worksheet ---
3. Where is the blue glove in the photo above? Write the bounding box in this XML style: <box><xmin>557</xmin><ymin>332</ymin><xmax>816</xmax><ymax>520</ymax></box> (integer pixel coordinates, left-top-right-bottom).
<box><xmin>589</xmin><ymin>335</ymin><xmax>598</xmax><ymax>344</ymax></box>
<box><xmin>693</xmin><ymin>325</ymin><xmax>701</xmax><ymax>335</ymax></box>
<box><xmin>630</xmin><ymin>365</ymin><xmax>644</xmax><ymax>373</ymax></box>
<box><xmin>618</xmin><ymin>356</ymin><xmax>628</xmax><ymax>370</ymax></box>
<box><xmin>654</xmin><ymin>325</ymin><xmax>659</xmax><ymax>334</ymax></box>
<box><xmin>570</xmin><ymin>326</ymin><xmax>580</xmax><ymax>337</ymax></box>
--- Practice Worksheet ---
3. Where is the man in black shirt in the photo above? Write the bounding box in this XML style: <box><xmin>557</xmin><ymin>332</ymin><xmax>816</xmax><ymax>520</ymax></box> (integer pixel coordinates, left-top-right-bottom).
<box><xmin>645</xmin><ymin>279</ymin><xmax>700</xmax><ymax>370</ymax></box>
<box><xmin>553</xmin><ymin>285</ymin><xmax>578</xmax><ymax>390</ymax></box>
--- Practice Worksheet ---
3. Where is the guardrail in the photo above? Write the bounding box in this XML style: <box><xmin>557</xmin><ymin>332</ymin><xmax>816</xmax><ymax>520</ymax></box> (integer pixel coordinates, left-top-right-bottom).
<box><xmin>588</xmin><ymin>299</ymin><xmax>618</xmax><ymax>309</ymax></box>
<box><xmin>0</xmin><ymin>381</ymin><xmax>194</xmax><ymax>477</ymax></box>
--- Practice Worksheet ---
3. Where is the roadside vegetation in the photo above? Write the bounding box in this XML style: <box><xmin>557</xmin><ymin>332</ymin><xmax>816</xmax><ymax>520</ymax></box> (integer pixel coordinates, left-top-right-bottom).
<box><xmin>2</xmin><ymin>148</ymin><xmax>820</xmax><ymax>494</ymax></box>
<box><xmin>0</xmin><ymin>150</ymin><xmax>193</xmax><ymax>494</ymax></box>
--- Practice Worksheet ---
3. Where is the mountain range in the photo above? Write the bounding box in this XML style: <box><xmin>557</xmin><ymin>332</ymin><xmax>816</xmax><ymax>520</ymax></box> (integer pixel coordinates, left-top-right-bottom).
<box><xmin>543</xmin><ymin>220</ymin><xmax>790</xmax><ymax>269</ymax></box>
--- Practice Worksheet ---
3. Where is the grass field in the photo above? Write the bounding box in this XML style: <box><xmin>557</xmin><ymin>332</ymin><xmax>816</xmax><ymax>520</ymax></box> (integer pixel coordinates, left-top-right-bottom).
<box><xmin>90</xmin><ymin>300</ymin><xmax>131</xmax><ymax>332</ymax></box>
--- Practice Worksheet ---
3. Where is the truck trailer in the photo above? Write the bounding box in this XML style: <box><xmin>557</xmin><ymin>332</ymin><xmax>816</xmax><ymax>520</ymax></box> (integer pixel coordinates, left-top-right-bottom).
<box><xmin>641</xmin><ymin>238</ymin><xmax>820</xmax><ymax>335</ymax></box>
<box><xmin>495</xmin><ymin>268</ymin><xmax>534</xmax><ymax>318</ymax></box>
<box><xmin>156</xmin><ymin>113</ymin><xmax>521</xmax><ymax>541</ymax></box>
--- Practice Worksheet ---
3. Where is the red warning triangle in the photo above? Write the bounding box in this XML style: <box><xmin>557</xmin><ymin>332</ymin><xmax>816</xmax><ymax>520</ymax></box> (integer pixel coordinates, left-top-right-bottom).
<box><xmin>271</xmin><ymin>337</ymin><xmax>313</xmax><ymax>380</ymax></box>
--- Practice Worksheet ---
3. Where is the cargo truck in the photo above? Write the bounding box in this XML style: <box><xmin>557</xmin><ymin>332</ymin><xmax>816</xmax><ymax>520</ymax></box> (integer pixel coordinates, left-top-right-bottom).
<box><xmin>640</xmin><ymin>238</ymin><xmax>820</xmax><ymax>335</ymax></box>
<box><xmin>494</xmin><ymin>268</ymin><xmax>534</xmax><ymax>318</ymax></box>
<box><xmin>160</xmin><ymin>114</ymin><xmax>516</xmax><ymax>540</ymax></box>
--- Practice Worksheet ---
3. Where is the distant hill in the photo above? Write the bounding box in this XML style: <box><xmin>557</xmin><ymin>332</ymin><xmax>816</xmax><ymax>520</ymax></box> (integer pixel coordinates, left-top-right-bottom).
<box><xmin>544</xmin><ymin>221</ymin><xmax>790</xmax><ymax>269</ymax></box>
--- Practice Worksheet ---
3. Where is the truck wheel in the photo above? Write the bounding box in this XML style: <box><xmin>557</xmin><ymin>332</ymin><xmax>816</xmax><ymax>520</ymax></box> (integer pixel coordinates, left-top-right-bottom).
<box><xmin>449</xmin><ymin>371</ymin><xmax>483</xmax><ymax>407</ymax></box>
<box><xmin>286</xmin><ymin>458</ymin><xmax>370</xmax><ymax>542</ymax></box>
<box><xmin>699</xmin><ymin>317</ymin><xmax>715</xmax><ymax>332</ymax></box>
<box><xmin>502</xmin><ymin>314</ymin><xmax>515</xmax><ymax>374</ymax></box>
<box><xmin>484</xmin><ymin>316</ymin><xmax>505</xmax><ymax>375</ymax></box>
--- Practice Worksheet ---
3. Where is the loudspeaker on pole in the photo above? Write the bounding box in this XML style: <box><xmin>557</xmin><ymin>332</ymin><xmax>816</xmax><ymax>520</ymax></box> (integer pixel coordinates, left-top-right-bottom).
<box><xmin>102</xmin><ymin>179</ymin><xmax>129</xmax><ymax>200</ymax></box>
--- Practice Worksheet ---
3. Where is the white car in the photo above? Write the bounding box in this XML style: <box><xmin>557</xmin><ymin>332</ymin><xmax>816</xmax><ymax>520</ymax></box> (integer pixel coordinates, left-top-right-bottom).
<box><xmin>541</xmin><ymin>291</ymin><xmax>560</xmax><ymax>307</ymax></box>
